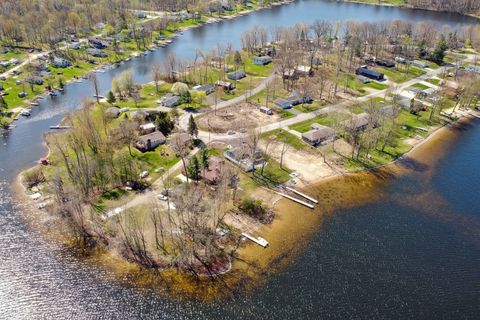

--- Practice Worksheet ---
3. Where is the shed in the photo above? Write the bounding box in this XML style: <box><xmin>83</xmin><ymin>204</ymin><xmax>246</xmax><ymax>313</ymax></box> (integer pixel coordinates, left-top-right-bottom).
<box><xmin>227</xmin><ymin>70</ymin><xmax>246</xmax><ymax>81</ymax></box>
<box><xmin>136</xmin><ymin>131</ymin><xmax>166</xmax><ymax>152</ymax></box>
<box><xmin>259</xmin><ymin>106</ymin><xmax>273</xmax><ymax>115</ymax></box>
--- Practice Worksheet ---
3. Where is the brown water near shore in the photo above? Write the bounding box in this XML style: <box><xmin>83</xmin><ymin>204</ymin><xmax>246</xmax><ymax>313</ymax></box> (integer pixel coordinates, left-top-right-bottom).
<box><xmin>12</xmin><ymin>116</ymin><xmax>476</xmax><ymax>301</ymax></box>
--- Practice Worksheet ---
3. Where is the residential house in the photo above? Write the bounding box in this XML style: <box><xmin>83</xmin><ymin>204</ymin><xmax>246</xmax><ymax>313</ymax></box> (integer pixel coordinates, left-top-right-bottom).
<box><xmin>192</xmin><ymin>83</ymin><xmax>215</xmax><ymax>95</ymax></box>
<box><xmin>342</xmin><ymin>113</ymin><xmax>370</xmax><ymax>132</ymax></box>
<box><xmin>412</xmin><ymin>60</ymin><xmax>428</xmax><ymax>69</ymax></box>
<box><xmin>52</xmin><ymin>57</ymin><xmax>71</xmax><ymax>68</ymax></box>
<box><xmin>88</xmin><ymin>37</ymin><xmax>108</xmax><ymax>49</ymax></box>
<box><xmin>215</xmin><ymin>80</ymin><xmax>235</xmax><ymax>91</ymax></box>
<box><xmin>379</xmin><ymin>105</ymin><xmax>397</xmax><ymax>118</ymax></box>
<box><xmin>466</xmin><ymin>64</ymin><xmax>480</xmax><ymax>74</ymax></box>
<box><xmin>355</xmin><ymin>67</ymin><xmax>384</xmax><ymax>81</ymax></box>
<box><xmin>283</xmin><ymin>65</ymin><xmax>312</xmax><ymax>79</ymax></box>
<box><xmin>135</xmin><ymin>131</ymin><xmax>166</xmax><ymax>152</ymax></box>
<box><xmin>253</xmin><ymin>56</ymin><xmax>272</xmax><ymax>66</ymax></box>
<box><xmin>287</xmin><ymin>90</ymin><xmax>313</xmax><ymax>106</ymax></box>
<box><xmin>159</xmin><ymin>93</ymin><xmax>181</xmax><ymax>108</ymax></box>
<box><xmin>182</xmin><ymin>156</ymin><xmax>226</xmax><ymax>184</ymax></box>
<box><xmin>139</xmin><ymin>122</ymin><xmax>156</xmax><ymax>134</ymax></box>
<box><xmin>85</xmin><ymin>48</ymin><xmax>107</xmax><ymax>57</ymax></box>
<box><xmin>302</xmin><ymin>124</ymin><xmax>336</xmax><ymax>147</ymax></box>
<box><xmin>375</xmin><ymin>59</ymin><xmax>395</xmax><ymax>68</ymax></box>
<box><xmin>25</xmin><ymin>76</ymin><xmax>44</xmax><ymax>85</ymax></box>
<box><xmin>224</xmin><ymin>146</ymin><xmax>264</xmax><ymax>172</ymax></box>
<box><xmin>227</xmin><ymin>70</ymin><xmax>246</xmax><ymax>81</ymax></box>
<box><xmin>274</xmin><ymin>98</ymin><xmax>293</xmax><ymax>109</ymax></box>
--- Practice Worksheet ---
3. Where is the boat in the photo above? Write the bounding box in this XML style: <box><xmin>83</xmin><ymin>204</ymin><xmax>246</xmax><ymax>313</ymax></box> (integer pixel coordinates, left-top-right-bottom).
<box><xmin>20</xmin><ymin>109</ymin><xmax>31</xmax><ymax>117</ymax></box>
<box><xmin>30</xmin><ymin>102</ymin><xmax>40</xmax><ymax>106</ymax></box>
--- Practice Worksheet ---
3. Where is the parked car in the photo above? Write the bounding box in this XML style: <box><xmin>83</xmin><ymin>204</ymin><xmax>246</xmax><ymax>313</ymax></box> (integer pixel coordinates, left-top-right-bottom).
<box><xmin>140</xmin><ymin>170</ymin><xmax>149</xmax><ymax>179</ymax></box>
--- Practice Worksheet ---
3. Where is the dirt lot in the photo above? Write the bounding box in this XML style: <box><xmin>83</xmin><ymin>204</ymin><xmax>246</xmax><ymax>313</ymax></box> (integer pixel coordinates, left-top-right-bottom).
<box><xmin>197</xmin><ymin>103</ymin><xmax>280</xmax><ymax>133</ymax></box>
<box><xmin>260</xmin><ymin>139</ymin><xmax>339</xmax><ymax>186</ymax></box>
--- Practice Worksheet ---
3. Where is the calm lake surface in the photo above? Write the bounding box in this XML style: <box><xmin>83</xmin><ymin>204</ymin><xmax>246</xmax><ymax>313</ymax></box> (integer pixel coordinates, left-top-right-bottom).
<box><xmin>0</xmin><ymin>0</ymin><xmax>479</xmax><ymax>318</ymax></box>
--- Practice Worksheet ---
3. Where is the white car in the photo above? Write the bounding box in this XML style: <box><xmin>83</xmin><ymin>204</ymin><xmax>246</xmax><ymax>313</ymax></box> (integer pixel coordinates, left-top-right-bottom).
<box><xmin>157</xmin><ymin>194</ymin><xmax>168</xmax><ymax>201</ymax></box>
<box><xmin>140</xmin><ymin>170</ymin><xmax>149</xmax><ymax>179</ymax></box>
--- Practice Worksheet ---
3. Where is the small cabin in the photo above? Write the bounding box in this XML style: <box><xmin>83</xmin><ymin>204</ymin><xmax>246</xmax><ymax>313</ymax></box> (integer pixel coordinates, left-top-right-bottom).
<box><xmin>301</xmin><ymin>124</ymin><xmax>336</xmax><ymax>147</ymax></box>
<box><xmin>192</xmin><ymin>84</ymin><xmax>215</xmax><ymax>95</ymax></box>
<box><xmin>215</xmin><ymin>80</ymin><xmax>235</xmax><ymax>91</ymax></box>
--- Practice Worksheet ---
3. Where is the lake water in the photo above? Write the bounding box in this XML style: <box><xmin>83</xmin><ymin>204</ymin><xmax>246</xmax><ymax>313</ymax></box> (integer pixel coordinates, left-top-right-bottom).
<box><xmin>0</xmin><ymin>0</ymin><xmax>479</xmax><ymax>318</ymax></box>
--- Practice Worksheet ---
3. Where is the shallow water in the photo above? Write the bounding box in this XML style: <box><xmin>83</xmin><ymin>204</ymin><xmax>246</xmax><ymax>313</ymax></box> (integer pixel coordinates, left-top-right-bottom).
<box><xmin>0</xmin><ymin>0</ymin><xmax>479</xmax><ymax>318</ymax></box>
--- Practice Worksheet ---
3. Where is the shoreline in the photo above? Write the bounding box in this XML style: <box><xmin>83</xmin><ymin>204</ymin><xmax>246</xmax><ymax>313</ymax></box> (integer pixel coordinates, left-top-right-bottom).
<box><xmin>1</xmin><ymin>0</ymin><xmax>294</xmax><ymax>129</ymax></box>
<box><xmin>12</xmin><ymin>110</ymin><xmax>479</xmax><ymax>300</ymax></box>
<box><xmin>339</xmin><ymin>0</ymin><xmax>480</xmax><ymax>19</ymax></box>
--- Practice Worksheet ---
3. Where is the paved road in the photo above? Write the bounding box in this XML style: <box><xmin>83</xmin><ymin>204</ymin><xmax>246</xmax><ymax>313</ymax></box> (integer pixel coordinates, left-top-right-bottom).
<box><xmin>184</xmin><ymin>56</ymin><xmax>475</xmax><ymax>142</ymax></box>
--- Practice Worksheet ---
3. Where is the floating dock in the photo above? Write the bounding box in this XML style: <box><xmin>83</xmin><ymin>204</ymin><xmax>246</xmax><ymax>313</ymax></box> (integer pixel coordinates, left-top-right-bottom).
<box><xmin>285</xmin><ymin>186</ymin><xmax>318</xmax><ymax>204</ymax></box>
<box><xmin>274</xmin><ymin>191</ymin><xmax>315</xmax><ymax>209</ymax></box>
<box><xmin>241</xmin><ymin>233</ymin><xmax>269</xmax><ymax>248</ymax></box>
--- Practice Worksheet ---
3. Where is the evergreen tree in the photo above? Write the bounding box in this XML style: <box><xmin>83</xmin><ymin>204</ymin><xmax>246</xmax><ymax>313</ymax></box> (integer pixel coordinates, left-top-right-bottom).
<box><xmin>187</xmin><ymin>155</ymin><xmax>200</xmax><ymax>181</ymax></box>
<box><xmin>154</xmin><ymin>112</ymin><xmax>174</xmax><ymax>135</ymax></box>
<box><xmin>188</xmin><ymin>114</ymin><xmax>198</xmax><ymax>138</ymax></box>
<box><xmin>432</xmin><ymin>35</ymin><xmax>448</xmax><ymax>64</ymax></box>
<box><xmin>106</xmin><ymin>91</ymin><xmax>116</xmax><ymax>105</ymax></box>
<box><xmin>200</xmin><ymin>148</ymin><xmax>209</xmax><ymax>171</ymax></box>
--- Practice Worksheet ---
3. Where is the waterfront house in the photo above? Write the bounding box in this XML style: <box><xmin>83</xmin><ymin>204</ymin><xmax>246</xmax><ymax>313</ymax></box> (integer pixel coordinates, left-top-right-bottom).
<box><xmin>192</xmin><ymin>84</ymin><xmax>215</xmax><ymax>95</ymax></box>
<box><xmin>139</xmin><ymin>122</ymin><xmax>156</xmax><ymax>134</ymax></box>
<box><xmin>274</xmin><ymin>98</ymin><xmax>293</xmax><ymax>109</ymax></box>
<box><xmin>342</xmin><ymin>113</ymin><xmax>370</xmax><ymax>132</ymax></box>
<box><xmin>253</xmin><ymin>56</ymin><xmax>273</xmax><ymax>66</ymax></box>
<box><xmin>85</xmin><ymin>48</ymin><xmax>106</xmax><ymax>57</ymax></box>
<box><xmin>135</xmin><ymin>131</ymin><xmax>166</xmax><ymax>152</ymax></box>
<box><xmin>215</xmin><ymin>80</ymin><xmax>235</xmax><ymax>91</ymax></box>
<box><xmin>224</xmin><ymin>147</ymin><xmax>264</xmax><ymax>172</ymax></box>
<box><xmin>355</xmin><ymin>67</ymin><xmax>384</xmax><ymax>81</ymax></box>
<box><xmin>301</xmin><ymin>124</ymin><xmax>336</xmax><ymax>147</ymax></box>
<box><xmin>159</xmin><ymin>93</ymin><xmax>181</xmax><ymax>108</ymax></box>
<box><xmin>227</xmin><ymin>70</ymin><xmax>246</xmax><ymax>81</ymax></box>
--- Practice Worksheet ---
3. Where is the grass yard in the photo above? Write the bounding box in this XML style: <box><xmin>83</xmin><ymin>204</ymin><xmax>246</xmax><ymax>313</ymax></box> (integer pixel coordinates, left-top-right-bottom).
<box><xmin>261</xmin><ymin>129</ymin><xmax>307</xmax><ymax>151</ymax></box>
<box><xmin>376</xmin><ymin>66</ymin><xmax>426</xmax><ymax>83</ymax></box>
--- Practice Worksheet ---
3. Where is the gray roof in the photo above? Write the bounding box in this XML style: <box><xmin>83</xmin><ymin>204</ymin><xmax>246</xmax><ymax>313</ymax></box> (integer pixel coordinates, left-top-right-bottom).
<box><xmin>227</xmin><ymin>71</ymin><xmax>246</xmax><ymax>80</ymax></box>
<box><xmin>137</xmin><ymin>131</ymin><xmax>166</xmax><ymax>145</ymax></box>
<box><xmin>342</xmin><ymin>113</ymin><xmax>370</xmax><ymax>129</ymax></box>
<box><xmin>105</xmin><ymin>107</ymin><xmax>120</xmax><ymax>118</ymax></box>
<box><xmin>302</xmin><ymin>125</ymin><xmax>335</xmax><ymax>142</ymax></box>
<box><xmin>379</xmin><ymin>105</ymin><xmax>396</xmax><ymax>117</ymax></box>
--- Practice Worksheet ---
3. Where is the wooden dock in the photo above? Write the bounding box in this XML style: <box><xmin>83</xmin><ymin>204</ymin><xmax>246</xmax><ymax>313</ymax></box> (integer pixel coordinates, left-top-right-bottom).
<box><xmin>241</xmin><ymin>233</ymin><xmax>269</xmax><ymax>248</ymax></box>
<box><xmin>274</xmin><ymin>191</ymin><xmax>315</xmax><ymax>209</ymax></box>
<box><xmin>285</xmin><ymin>186</ymin><xmax>318</xmax><ymax>204</ymax></box>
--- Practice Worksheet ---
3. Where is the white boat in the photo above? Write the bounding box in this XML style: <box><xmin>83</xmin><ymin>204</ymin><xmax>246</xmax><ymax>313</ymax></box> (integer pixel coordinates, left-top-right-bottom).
<box><xmin>20</xmin><ymin>109</ymin><xmax>31</xmax><ymax>117</ymax></box>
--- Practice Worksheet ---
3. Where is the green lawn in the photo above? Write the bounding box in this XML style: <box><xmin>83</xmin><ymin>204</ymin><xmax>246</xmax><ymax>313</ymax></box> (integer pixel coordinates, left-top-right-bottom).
<box><xmin>261</xmin><ymin>129</ymin><xmax>307</xmax><ymax>151</ymax></box>
<box><xmin>375</xmin><ymin>66</ymin><xmax>426</xmax><ymax>83</ymax></box>
<box><xmin>289</xmin><ymin>113</ymin><xmax>346</xmax><ymax>133</ymax></box>
<box><xmin>425</xmin><ymin>78</ymin><xmax>441</xmax><ymax>85</ymax></box>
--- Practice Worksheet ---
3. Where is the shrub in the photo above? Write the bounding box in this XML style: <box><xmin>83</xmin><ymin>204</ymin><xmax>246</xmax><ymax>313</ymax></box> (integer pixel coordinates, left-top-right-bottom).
<box><xmin>23</xmin><ymin>167</ymin><xmax>45</xmax><ymax>188</ymax></box>
<box><xmin>239</xmin><ymin>197</ymin><xmax>266</xmax><ymax>218</ymax></box>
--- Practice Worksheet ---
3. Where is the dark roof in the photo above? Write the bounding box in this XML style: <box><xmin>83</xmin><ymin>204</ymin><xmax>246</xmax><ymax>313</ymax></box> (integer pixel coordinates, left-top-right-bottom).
<box><xmin>357</xmin><ymin>67</ymin><xmax>383</xmax><ymax>78</ymax></box>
